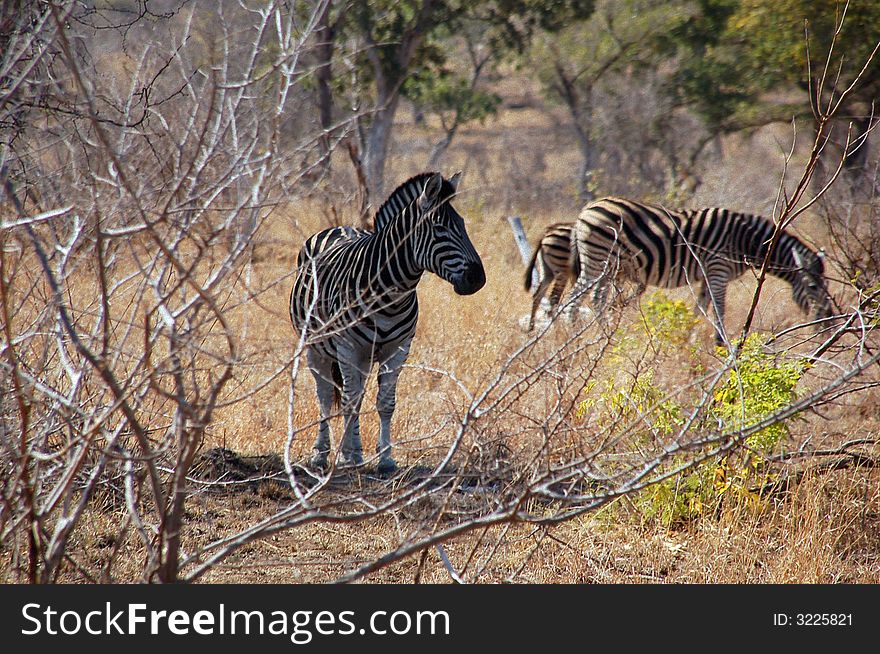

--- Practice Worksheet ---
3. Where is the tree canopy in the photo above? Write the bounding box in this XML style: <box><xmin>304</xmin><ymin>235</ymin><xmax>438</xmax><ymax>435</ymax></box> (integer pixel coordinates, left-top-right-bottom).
<box><xmin>313</xmin><ymin>0</ymin><xmax>595</xmax><ymax>198</ymax></box>
<box><xmin>668</xmin><ymin>0</ymin><xmax>880</xmax><ymax>134</ymax></box>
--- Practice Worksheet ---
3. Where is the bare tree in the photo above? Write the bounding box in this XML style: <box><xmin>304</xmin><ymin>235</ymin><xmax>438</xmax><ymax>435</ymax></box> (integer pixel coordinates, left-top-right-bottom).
<box><xmin>1</xmin><ymin>0</ymin><xmax>333</xmax><ymax>582</ymax></box>
<box><xmin>531</xmin><ymin>0</ymin><xmax>706</xmax><ymax>202</ymax></box>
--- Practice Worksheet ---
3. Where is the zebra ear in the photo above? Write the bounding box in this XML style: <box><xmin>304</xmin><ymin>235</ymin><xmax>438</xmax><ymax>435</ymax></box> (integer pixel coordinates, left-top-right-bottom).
<box><xmin>449</xmin><ymin>170</ymin><xmax>463</xmax><ymax>191</ymax></box>
<box><xmin>418</xmin><ymin>173</ymin><xmax>443</xmax><ymax>211</ymax></box>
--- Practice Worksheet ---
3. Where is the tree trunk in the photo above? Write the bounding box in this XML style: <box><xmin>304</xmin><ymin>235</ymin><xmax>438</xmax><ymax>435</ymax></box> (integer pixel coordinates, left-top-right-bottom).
<box><xmin>427</xmin><ymin>129</ymin><xmax>455</xmax><ymax>169</ymax></box>
<box><xmin>553</xmin><ymin>62</ymin><xmax>596</xmax><ymax>204</ymax></box>
<box><xmin>357</xmin><ymin>1</ymin><xmax>431</xmax><ymax>199</ymax></box>
<box><xmin>363</xmin><ymin>82</ymin><xmax>404</xmax><ymax>201</ymax></box>
<box><xmin>571</xmin><ymin>107</ymin><xmax>596</xmax><ymax>203</ymax></box>
<box><xmin>427</xmin><ymin>45</ymin><xmax>490</xmax><ymax>170</ymax></box>
<box><xmin>315</xmin><ymin>1</ymin><xmax>336</xmax><ymax>172</ymax></box>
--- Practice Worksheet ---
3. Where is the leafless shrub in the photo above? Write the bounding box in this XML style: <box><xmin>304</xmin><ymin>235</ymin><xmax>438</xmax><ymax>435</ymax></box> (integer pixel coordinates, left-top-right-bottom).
<box><xmin>1</xmin><ymin>0</ymin><xmax>337</xmax><ymax>582</ymax></box>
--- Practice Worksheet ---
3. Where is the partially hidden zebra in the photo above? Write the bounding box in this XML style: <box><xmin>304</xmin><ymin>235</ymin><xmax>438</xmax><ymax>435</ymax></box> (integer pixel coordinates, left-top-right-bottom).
<box><xmin>289</xmin><ymin>172</ymin><xmax>486</xmax><ymax>473</ymax></box>
<box><xmin>523</xmin><ymin>221</ymin><xmax>579</xmax><ymax>331</ymax></box>
<box><xmin>569</xmin><ymin>196</ymin><xmax>833</xmax><ymax>345</ymax></box>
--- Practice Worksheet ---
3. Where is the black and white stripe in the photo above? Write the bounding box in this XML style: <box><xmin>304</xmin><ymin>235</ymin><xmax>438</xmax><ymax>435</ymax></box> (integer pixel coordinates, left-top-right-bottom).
<box><xmin>289</xmin><ymin>172</ymin><xmax>485</xmax><ymax>472</ymax></box>
<box><xmin>523</xmin><ymin>221</ymin><xmax>579</xmax><ymax>331</ymax></box>
<box><xmin>296</xmin><ymin>225</ymin><xmax>369</xmax><ymax>269</ymax></box>
<box><xmin>570</xmin><ymin>197</ymin><xmax>833</xmax><ymax>344</ymax></box>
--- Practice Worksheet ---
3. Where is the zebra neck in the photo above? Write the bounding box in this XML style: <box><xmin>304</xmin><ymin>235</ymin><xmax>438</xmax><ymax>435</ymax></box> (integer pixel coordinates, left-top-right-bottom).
<box><xmin>769</xmin><ymin>236</ymin><xmax>806</xmax><ymax>284</ymax></box>
<box><xmin>722</xmin><ymin>212</ymin><xmax>793</xmax><ymax>274</ymax></box>
<box><xmin>370</xmin><ymin>220</ymin><xmax>425</xmax><ymax>294</ymax></box>
<box><xmin>373</xmin><ymin>175</ymin><xmax>432</xmax><ymax>231</ymax></box>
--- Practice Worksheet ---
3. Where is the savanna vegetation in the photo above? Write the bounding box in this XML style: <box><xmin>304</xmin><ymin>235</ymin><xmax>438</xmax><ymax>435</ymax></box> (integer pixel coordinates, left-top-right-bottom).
<box><xmin>1</xmin><ymin>0</ymin><xmax>879</xmax><ymax>584</ymax></box>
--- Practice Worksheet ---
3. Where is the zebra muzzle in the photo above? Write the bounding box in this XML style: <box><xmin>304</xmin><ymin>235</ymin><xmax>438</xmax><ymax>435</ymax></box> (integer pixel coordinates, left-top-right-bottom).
<box><xmin>452</xmin><ymin>261</ymin><xmax>486</xmax><ymax>295</ymax></box>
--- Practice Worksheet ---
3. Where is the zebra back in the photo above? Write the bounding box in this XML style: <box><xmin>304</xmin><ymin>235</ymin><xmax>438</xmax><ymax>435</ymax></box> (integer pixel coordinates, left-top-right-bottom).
<box><xmin>296</xmin><ymin>225</ymin><xmax>369</xmax><ymax>269</ymax></box>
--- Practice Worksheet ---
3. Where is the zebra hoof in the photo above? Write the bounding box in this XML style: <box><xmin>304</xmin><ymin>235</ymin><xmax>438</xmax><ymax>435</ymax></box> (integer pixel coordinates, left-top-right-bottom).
<box><xmin>376</xmin><ymin>457</ymin><xmax>398</xmax><ymax>475</ymax></box>
<box><xmin>309</xmin><ymin>450</ymin><xmax>329</xmax><ymax>470</ymax></box>
<box><xmin>340</xmin><ymin>452</ymin><xmax>364</xmax><ymax>468</ymax></box>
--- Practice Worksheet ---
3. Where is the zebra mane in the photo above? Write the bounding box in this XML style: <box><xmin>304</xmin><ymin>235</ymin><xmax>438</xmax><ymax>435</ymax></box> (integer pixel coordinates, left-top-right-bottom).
<box><xmin>372</xmin><ymin>172</ymin><xmax>456</xmax><ymax>232</ymax></box>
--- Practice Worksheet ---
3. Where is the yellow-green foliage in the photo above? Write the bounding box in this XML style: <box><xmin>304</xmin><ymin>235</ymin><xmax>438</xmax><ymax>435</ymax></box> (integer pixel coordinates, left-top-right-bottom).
<box><xmin>712</xmin><ymin>333</ymin><xmax>808</xmax><ymax>454</ymax></box>
<box><xmin>644</xmin><ymin>334</ymin><xmax>808</xmax><ymax>527</ymax></box>
<box><xmin>640</xmin><ymin>291</ymin><xmax>701</xmax><ymax>347</ymax></box>
<box><xmin>609</xmin><ymin>291</ymin><xmax>702</xmax><ymax>359</ymax></box>
<box><xmin>577</xmin><ymin>370</ymin><xmax>683</xmax><ymax>438</ymax></box>
<box><xmin>587</xmin><ymin>300</ymin><xmax>807</xmax><ymax>527</ymax></box>
<box><xmin>640</xmin><ymin>459</ymin><xmax>723</xmax><ymax>527</ymax></box>
<box><xmin>578</xmin><ymin>294</ymin><xmax>698</xmax><ymax>436</ymax></box>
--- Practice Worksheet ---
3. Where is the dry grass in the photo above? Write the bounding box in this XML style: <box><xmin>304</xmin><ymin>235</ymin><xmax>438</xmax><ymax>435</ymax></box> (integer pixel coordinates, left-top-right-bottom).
<box><xmin>3</xmin><ymin>79</ymin><xmax>880</xmax><ymax>585</ymax></box>
<box><xmin>48</xmin><ymin>464</ymin><xmax>877</xmax><ymax>583</ymax></box>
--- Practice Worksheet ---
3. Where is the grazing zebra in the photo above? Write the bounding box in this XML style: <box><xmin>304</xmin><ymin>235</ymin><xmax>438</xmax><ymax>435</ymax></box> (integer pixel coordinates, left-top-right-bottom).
<box><xmin>289</xmin><ymin>172</ymin><xmax>486</xmax><ymax>473</ymax></box>
<box><xmin>523</xmin><ymin>222</ymin><xmax>579</xmax><ymax>331</ymax></box>
<box><xmin>570</xmin><ymin>197</ymin><xmax>833</xmax><ymax>345</ymax></box>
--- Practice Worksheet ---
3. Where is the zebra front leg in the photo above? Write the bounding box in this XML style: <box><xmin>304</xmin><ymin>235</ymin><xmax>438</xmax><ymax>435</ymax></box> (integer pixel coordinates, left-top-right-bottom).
<box><xmin>306</xmin><ymin>351</ymin><xmax>337</xmax><ymax>470</ymax></box>
<box><xmin>375</xmin><ymin>346</ymin><xmax>410</xmax><ymax>474</ymax></box>
<box><xmin>338</xmin><ymin>356</ymin><xmax>368</xmax><ymax>467</ymax></box>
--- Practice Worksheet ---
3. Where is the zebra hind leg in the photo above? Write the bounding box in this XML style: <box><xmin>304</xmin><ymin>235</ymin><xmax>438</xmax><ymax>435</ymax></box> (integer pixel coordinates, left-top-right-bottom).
<box><xmin>306</xmin><ymin>351</ymin><xmax>338</xmax><ymax>470</ymax></box>
<box><xmin>527</xmin><ymin>274</ymin><xmax>553</xmax><ymax>331</ymax></box>
<box><xmin>590</xmin><ymin>280</ymin><xmax>618</xmax><ymax>337</ymax></box>
<box><xmin>565</xmin><ymin>277</ymin><xmax>591</xmax><ymax>323</ymax></box>
<box><xmin>547</xmin><ymin>276</ymin><xmax>568</xmax><ymax>319</ymax></box>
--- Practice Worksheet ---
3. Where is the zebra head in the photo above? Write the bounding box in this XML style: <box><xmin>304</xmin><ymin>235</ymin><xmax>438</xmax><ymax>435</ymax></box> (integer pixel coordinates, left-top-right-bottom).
<box><xmin>413</xmin><ymin>172</ymin><xmax>486</xmax><ymax>295</ymax></box>
<box><xmin>791</xmin><ymin>247</ymin><xmax>833</xmax><ymax>321</ymax></box>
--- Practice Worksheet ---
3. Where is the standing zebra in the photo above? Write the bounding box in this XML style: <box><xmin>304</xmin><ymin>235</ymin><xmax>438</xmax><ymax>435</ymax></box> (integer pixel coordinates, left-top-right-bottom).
<box><xmin>570</xmin><ymin>197</ymin><xmax>833</xmax><ymax>345</ymax></box>
<box><xmin>289</xmin><ymin>172</ymin><xmax>485</xmax><ymax>473</ymax></box>
<box><xmin>523</xmin><ymin>222</ymin><xmax>579</xmax><ymax>331</ymax></box>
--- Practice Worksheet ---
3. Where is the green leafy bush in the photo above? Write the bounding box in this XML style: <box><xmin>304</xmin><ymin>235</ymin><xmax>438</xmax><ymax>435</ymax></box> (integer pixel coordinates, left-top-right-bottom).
<box><xmin>712</xmin><ymin>333</ymin><xmax>807</xmax><ymax>454</ymax></box>
<box><xmin>578</xmin><ymin>292</ymin><xmax>808</xmax><ymax>528</ymax></box>
<box><xmin>608</xmin><ymin>291</ymin><xmax>702</xmax><ymax>360</ymax></box>
<box><xmin>577</xmin><ymin>371</ymin><xmax>683</xmax><ymax>439</ymax></box>
<box><xmin>639</xmin><ymin>459</ymin><xmax>723</xmax><ymax>526</ymax></box>
<box><xmin>640</xmin><ymin>291</ymin><xmax>701</xmax><ymax>347</ymax></box>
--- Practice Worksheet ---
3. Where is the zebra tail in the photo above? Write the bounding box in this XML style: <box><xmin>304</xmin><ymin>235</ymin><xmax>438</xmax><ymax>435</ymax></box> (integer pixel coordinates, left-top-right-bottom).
<box><xmin>570</xmin><ymin>243</ymin><xmax>581</xmax><ymax>280</ymax></box>
<box><xmin>524</xmin><ymin>244</ymin><xmax>540</xmax><ymax>291</ymax></box>
<box><xmin>331</xmin><ymin>360</ymin><xmax>343</xmax><ymax>409</ymax></box>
